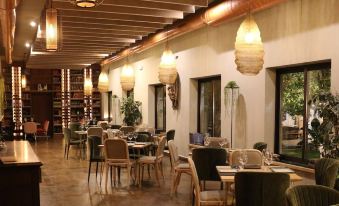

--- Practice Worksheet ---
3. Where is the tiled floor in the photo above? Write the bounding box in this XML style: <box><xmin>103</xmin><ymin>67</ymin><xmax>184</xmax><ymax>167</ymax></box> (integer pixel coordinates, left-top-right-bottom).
<box><xmin>31</xmin><ymin>137</ymin><xmax>314</xmax><ymax>206</ymax></box>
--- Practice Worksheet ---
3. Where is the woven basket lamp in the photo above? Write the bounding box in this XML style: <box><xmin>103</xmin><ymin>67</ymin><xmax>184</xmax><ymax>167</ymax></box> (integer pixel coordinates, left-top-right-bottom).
<box><xmin>84</xmin><ymin>77</ymin><xmax>93</xmax><ymax>96</ymax></box>
<box><xmin>98</xmin><ymin>71</ymin><xmax>109</xmax><ymax>93</ymax></box>
<box><xmin>235</xmin><ymin>14</ymin><xmax>264</xmax><ymax>76</ymax></box>
<box><xmin>158</xmin><ymin>47</ymin><xmax>177</xmax><ymax>85</ymax></box>
<box><xmin>120</xmin><ymin>63</ymin><xmax>135</xmax><ymax>91</ymax></box>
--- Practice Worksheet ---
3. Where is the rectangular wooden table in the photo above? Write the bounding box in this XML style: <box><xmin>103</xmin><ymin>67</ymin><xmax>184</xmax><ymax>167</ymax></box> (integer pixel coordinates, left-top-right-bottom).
<box><xmin>216</xmin><ymin>165</ymin><xmax>303</xmax><ymax>205</ymax></box>
<box><xmin>0</xmin><ymin>141</ymin><xmax>42</xmax><ymax>206</ymax></box>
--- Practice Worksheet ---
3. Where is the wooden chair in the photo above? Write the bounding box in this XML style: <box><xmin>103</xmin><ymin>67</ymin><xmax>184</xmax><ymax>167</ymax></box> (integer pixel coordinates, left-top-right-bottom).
<box><xmin>37</xmin><ymin>120</ymin><xmax>49</xmax><ymax>139</ymax></box>
<box><xmin>120</xmin><ymin>126</ymin><xmax>135</xmax><ymax>134</ymax></box>
<box><xmin>23</xmin><ymin>122</ymin><xmax>37</xmax><ymax>141</ymax></box>
<box><xmin>229</xmin><ymin>149</ymin><xmax>263</xmax><ymax>166</ymax></box>
<box><xmin>188</xmin><ymin>158</ymin><xmax>225</xmax><ymax>206</ymax></box>
<box><xmin>138</xmin><ymin>136</ymin><xmax>166</xmax><ymax>186</ymax></box>
<box><xmin>87</xmin><ymin>127</ymin><xmax>103</xmax><ymax>140</ymax></box>
<box><xmin>63</xmin><ymin>128</ymin><xmax>86</xmax><ymax>159</ymax></box>
<box><xmin>104</xmin><ymin>139</ymin><xmax>135</xmax><ymax>189</ymax></box>
<box><xmin>168</xmin><ymin>140</ymin><xmax>191</xmax><ymax>195</ymax></box>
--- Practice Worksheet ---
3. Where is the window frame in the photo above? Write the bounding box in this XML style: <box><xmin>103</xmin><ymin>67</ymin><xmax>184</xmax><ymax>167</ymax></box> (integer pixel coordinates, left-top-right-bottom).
<box><xmin>274</xmin><ymin>60</ymin><xmax>331</xmax><ymax>165</ymax></box>
<box><xmin>154</xmin><ymin>84</ymin><xmax>166</xmax><ymax>132</ymax></box>
<box><xmin>197</xmin><ymin>76</ymin><xmax>221</xmax><ymax>137</ymax></box>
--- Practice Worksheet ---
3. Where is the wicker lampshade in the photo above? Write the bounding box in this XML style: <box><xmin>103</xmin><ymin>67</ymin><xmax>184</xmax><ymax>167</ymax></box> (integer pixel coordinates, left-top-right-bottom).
<box><xmin>98</xmin><ymin>71</ymin><xmax>109</xmax><ymax>93</ymax></box>
<box><xmin>158</xmin><ymin>47</ymin><xmax>177</xmax><ymax>85</ymax></box>
<box><xmin>84</xmin><ymin>77</ymin><xmax>93</xmax><ymax>96</ymax></box>
<box><xmin>234</xmin><ymin>14</ymin><xmax>264</xmax><ymax>76</ymax></box>
<box><xmin>120</xmin><ymin>63</ymin><xmax>135</xmax><ymax>91</ymax></box>
<box><xmin>46</xmin><ymin>8</ymin><xmax>58</xmax><ymax>51</ymax></box>
<box><xmin>21</xmin><ymin>74</ymin><xmax>27</xmax><ymax>89</ymax></box>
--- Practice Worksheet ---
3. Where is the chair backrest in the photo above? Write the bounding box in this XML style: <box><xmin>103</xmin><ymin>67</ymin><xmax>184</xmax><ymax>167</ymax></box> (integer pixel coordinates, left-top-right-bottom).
<box><xmin>69</xmin><ymin>122</ymin><xmax>81</xmax><ymax>139</ymax></box>
<box><xmin>97</xmin><ymin>121</ymin><xmax>109</xmax><ymax>130</ymax></box>
<box><xmin>106</xmin><ymin>129</ymin><xmax>119</xmax><ymax>139</ymax></box>
<box><xmin>230</xmin><ymin>149</ymin><xmax>262</xmax><ymax>166</ymax></box>
<box><xmin>168</xmin><ymin>140</ymin><xmax>179</xmax><ymax>168</ymax></box>
<box><xmin>235</xmin><ymin>172</ymin><xmax>290</xmax><ymax>206</ymax></box>
<box><xmin>192</xmin><ymin>147</ymin><xmax>227</xmax><ymax>181</ymax></box>
<box><xmin>111</xmin><ymin>124</ymin><xmax>121</xmax><ymax>129</ymax></box>
<box><xmin>156</xmin><ymin>136</ymin><xmax>167</xmax><ymax>159</ymax></box>
<box><xmin>104</xmin><ymin>139</ymin><xmax>129</xmax><ymax>162</ymax></box>
<box><xmin>315</xmin><ymin>158</ymin><xmax>339</xmax><ymax>188</ymax></box>
<box><xmin>136</xmin><ymin>133</ymin><xmax>150</xmax><ymax>142</ymax></box>
<box><xmin>188</xmin><ymin>158</ymin><xmax>202</xmax><ymax>202</ymax></box>
<box><xmin>166</xmin><ymin>129</ymin><xmax>175</xmax><ymax>142</ymax></box>
<box><xmin>63</xmin><ymin>127</ymin><xmax>71</xmax><ymax>144</ymax></box>
<box><xmin>24</xmin><ymin>122</ymin><xmax>37</xmax><ymax>134</ymax></box>
<box><xmin>120</xmin><ymin>126</ymin><xmax>135</xmax><ymax>134</ymax></box>
<box><xmin>43</xmin><ymin>120</ymin><xmax>50</xmax><ymax>132</ymax></box>
<box><xmin>207</xmin><ymin>137</ymin><xmax>229</xmax><ymax>148</ymax></box>
<box><xmin>253</xmin><ymin>142</ymin><xmax>267</xmax><ymax>152</ymax></box>
<box><xmin>286</xmin><ymin>185</ymin><xmax>339</xmax><ymax>206</ymax></box>
<box><xmin>87</xmin><ymin>127</ymin><xmax>103</xmax><ymax>138</ymax></box>
<box><xmin>88</xmin><ymin>135</ymin><xmax>102</xmax><ymax>160</ymax></box>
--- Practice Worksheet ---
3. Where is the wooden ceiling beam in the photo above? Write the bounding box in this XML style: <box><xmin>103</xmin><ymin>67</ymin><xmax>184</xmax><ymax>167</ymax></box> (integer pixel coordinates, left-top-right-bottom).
<box><xmin>32</xmin><ymin>47</ymin><xmax>115</xmax><ymax>53</ymax></box>
<box><xmin>62</xmin><ymin>31</ymin><xmax>142</xmax><ymax>40</ymax></box>
<box><xmin>142</xmin><ymin>0</ymin><xmax>208</xmax><ymax>7</ymax></box>
<box><xmin>54</xmin><ymin>0</ymin><xmax>195</xmax><ymax>13</ymax></box>
<box><xmin>60</xmin><ymin>35</ymin><xmax>136</xmax><ymax>43</ymax></box>
<box><xmin>53</xmin><ymin>1</ymin><xmax>184</xmax><ymax>19</ymax></box>
<box><xmin>61</xmin><ymin>22</ymin><xmax>157</xmax><ymax>33</ymax></box>
<box><xmin>61</xmin><ymin>17</ymin><xmax>164</xmax><ymax>29</ymax></box>
<box><xmin>61</xmin><ymin>27</ymin><xmax>148</xmax><ymax>36</ymax></box>
<box><xmin>59</xmin><ymin>39</ymin><xmax>130</xmax><ymax>46</ymax></box>
<box><xmin>59</xmin><ymin>10</ymin><xmax>173</xmax><ymax>24</ymax></box>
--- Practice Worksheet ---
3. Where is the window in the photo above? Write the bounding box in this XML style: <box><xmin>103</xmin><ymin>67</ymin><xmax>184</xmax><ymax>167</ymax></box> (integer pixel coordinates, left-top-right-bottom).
<box><xmin>198</xmin><ymin>77</ymin><xmax>221</xmax><ymax>137</ymax></box>
<box><xmin>275</xmin><ymin>61</ymin><xmax>331</xmax><ymax>164</ymax></box>
<box><xmin>155</xmin><ymin>85</ymin><xmax>166</xmax><ymax>132</ymax></box>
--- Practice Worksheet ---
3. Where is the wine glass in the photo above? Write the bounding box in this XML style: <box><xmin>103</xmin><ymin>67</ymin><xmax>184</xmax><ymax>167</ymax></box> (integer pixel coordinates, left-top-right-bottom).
<box><xmin>238</xmin><ymin>150</ymin><xmax>248</xmax><ymax>169</ymax></box>
<box><xmin>264</xmin><ymin>150</ymin><xmax>273</xmax><ymax>166</ymax></box>
<box><xmin>204</xmin><ymin>137</ymin><xmax>210</xmax><ymax>146</ymax></box>
<box><xmin>133</xmin><ymin>132</ymin><xmax>138</xmax><ymax>142</ymax></box>
<box><xmin>219</xmin><ymin>139</ymin><xmax>226</xmax><ymax>148</ymax></box>
<box><xmin>127</xmin><ymin>133</ymin><xmax>133</xmax><ymax>142</ymax></box>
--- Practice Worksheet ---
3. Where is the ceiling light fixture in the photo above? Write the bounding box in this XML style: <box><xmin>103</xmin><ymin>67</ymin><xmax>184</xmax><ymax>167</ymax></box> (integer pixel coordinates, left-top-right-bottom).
<box><xmin>120</xmin><ymin>62</ymin><xmax>135</xmax><ymax>91</ymax></box>
<box><xmin>70</xmin><ymin>0</ymin><xmax>104</xmax><ymax>8</ymax></box>
<box><xmin>84</xmin><ymin>77</ymin><xmax>93</xmax><ymax>96</ymax></box>
<box><xmin>21</xmin><ymin>74</ymin><xmax>27</xmax><ymax>89</ymax></box>
<box><xmin>30</xmin><ymin>21</ymin><xmax>37</xmax><ymax>27</ymax></box>
<box><xmin>46</xmin><ymin>1</ymin><xmax>58</xmax><ymax>51</ymax></box>
<box><xmin>158</xmin><ymin>32</ymin><xmax>177</xmax><ymax>85</ymax></box>
<box><xmin>25</xmin><ymin>42</ymin><xmax>30</xmax><ymax>48</ymax></box>
<box><xmin>234</xmin><ymin>2</ymin><xmax>264</xmax><ymax>76</ymax></box>
<box><xmin>98</xmin><ymin>71</ymin><xmax>109</xmax><ymax>93</ymax></box>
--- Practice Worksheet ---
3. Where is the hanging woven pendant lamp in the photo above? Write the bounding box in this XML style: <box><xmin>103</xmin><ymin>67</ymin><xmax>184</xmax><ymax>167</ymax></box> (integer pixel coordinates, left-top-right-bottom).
<box><xmin>158</xmin><ymin>44</ymin><xmax>177</xmax><ymax>85</ymax></box>
<box><xmin>234</xmin><ymin>14</ymin><xmax>264</xmax><ymax>75</ymax></box>
<box><xmin>98</xmin><ymin>71</ymin><xmax>109</xmax><ymax>93</ymax></box>
<box><xmin>84</xmin><ymin>77</ymin><xmax>93</xmax><ymax>96</ymax></box>
<box><xmin>120</xmin><ymin>63</ymin><xmax>135</xmax><ymax>91</ymax></box>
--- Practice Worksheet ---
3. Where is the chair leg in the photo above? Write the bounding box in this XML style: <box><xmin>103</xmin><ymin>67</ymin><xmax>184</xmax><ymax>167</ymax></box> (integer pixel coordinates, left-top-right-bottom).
<box><xmin>67</xmin><ymin>145</ymin><xmax>70</xmax><ymax>160</ymax></box>
<box><xmin>171</xmin><ymin>172</ymin><xmax>178</xmax><ymax>196</ymax></box>
<box><xmin>174</xmin><ymin>172</ymin><xmax>182</xmax><ymax>193</ymax></box>
<box><xmin>88</xmin><ymin>161</ymin><xmax>92</xmax><ymax>182</ymax></box>
<box><xmin>110</xmin><ymin>166</ymin><xmax>113</xmax><ymax>186</ymax></box>
<box><xmin>141</xmin><ymin>165</ymin><xmax>145</xmax><ymax>182</ymax></box>
<box><xmin>64</xmin><ymin>145</ymin><xmax>67</xmax><ymax>158</ymax></box>
<box><xmin>127</xmin><ymin>165</ymin><xmax>131</xmax><ymax>187</ymax></box>
<box><xmin>160</xmin><ymin>161</ymin><xmax>164</xmax><ymax>179</ymax></box>
<box><xmin>95</xmin><ymin>162</ymin><xmax>99</xmax><ymax>179</ymax></box>
<box><xmin>147</xmin><ymin>165</ymin><xmax>151</xmax><ymax>178</ymax></box>
<box><xmin>155</xmin><ymin>163</ymin><xmax>160</xmax><ymax>186</ymax></box>
<box><xmin>105</xmin><ymin>163</ymin><xmax>108</xmax><ymax>191</ymax></box>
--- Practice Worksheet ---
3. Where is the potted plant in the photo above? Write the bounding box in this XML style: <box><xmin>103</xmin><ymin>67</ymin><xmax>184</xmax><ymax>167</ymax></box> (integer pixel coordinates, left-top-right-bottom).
<box><xmin>308</xmin><ymin>93</ymin><xmax>339</xmax><ymax>158</ymax></box>
<box><xmin>120</xmin><ymin>95</ymin><xmax>142</xmax><ymax>126</ymax></box>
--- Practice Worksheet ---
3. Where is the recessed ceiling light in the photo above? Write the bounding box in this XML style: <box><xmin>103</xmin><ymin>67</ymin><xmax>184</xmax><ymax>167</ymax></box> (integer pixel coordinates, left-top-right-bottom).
<box><xmin>25</xmin><ymin>42</ymin><xmax>30</xmax><ymax>48</ymax></box>
<box><xmin>30</xmin><ymin>21</ymin><xmax>37</xmax><ymax>27</ymax></box>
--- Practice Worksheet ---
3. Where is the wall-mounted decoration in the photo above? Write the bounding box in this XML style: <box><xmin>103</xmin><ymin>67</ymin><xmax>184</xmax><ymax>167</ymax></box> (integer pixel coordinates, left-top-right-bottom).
<box><xmin>224</xmin><ymin>81</ymin><xmax>239</xmax><ymax>148</ymax></box>
<box><xmin>167</xmin><ymin>75</ymin><xmax>180</xmax><ymax>109</ymax></box>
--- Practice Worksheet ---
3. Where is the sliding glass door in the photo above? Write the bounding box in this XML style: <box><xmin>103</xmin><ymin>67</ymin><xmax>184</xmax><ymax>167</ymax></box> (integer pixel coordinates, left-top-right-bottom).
<box><xmin>276</xmin><ymin>62</ymin><xmax>331</xmax><ymax>163</ymax></box>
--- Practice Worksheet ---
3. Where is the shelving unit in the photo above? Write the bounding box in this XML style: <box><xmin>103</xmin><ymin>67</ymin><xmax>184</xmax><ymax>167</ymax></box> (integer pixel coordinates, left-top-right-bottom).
<box><xmin>22</xmin><ymin>69</ymin><xmax>31</xmax><ymax>122</ymax></box>
<box><xmin>61</xmin><ymin>69</ymin><xmax>70</xmax><ymax>128</ymax></box>
<box><xmin>3</xmin><ymin>66</ymin><xmax>13</xmax><ymax>128</ymax></box>
<box><xmin>70</xmin><ymin>69</ymin><xmax>84</xmax><ymax>122</ymax></box>
<box><xmin>91</xmin><ymin>67</ymin><xmax>101</xmax><ymax>120</ymax></box>
<box><xmin>52</xmin><ymin>69</ymin><xmax>62</xmax><ymax>134</ymax></box>
<box><xmin>11</xmin><ymin>66</ymin><xmax>23</xmax><ymax>138</ymax></box>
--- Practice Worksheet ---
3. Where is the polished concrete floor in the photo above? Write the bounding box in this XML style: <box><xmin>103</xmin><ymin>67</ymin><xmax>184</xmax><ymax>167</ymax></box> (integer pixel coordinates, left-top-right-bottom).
<box><xmin>31</xmin><ymin>137</ymin><xmax>314</xmax><ymax>206</ymax></box>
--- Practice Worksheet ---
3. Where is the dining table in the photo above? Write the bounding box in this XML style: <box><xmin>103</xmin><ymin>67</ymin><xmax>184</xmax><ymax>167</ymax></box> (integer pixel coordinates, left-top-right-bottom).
<box><xmin>216</xmin><ymin>165</ymin><xmax>303</xmax><ymax>204</ymax></box>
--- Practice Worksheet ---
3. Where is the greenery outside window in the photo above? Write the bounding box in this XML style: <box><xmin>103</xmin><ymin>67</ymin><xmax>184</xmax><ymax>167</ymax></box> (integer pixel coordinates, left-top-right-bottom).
<box><xmin>275</xmin><ymin>61</ymin><xmax>331</xmax><ymax>164</ymax></box>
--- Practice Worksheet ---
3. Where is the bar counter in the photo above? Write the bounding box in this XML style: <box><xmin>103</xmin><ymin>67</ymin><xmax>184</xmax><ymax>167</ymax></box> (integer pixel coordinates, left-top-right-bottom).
<box><xmin>0</xmin><ymin>141</ymin><xmax>42</xmax><ymax>206</ymax></box>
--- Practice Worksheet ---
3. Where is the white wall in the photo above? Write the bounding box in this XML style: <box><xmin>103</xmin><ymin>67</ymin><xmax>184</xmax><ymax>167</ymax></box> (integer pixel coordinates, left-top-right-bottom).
<box><xmin>105</xmin><ymin>0</ymin><xmax>339</xmax><ymax>156</ymax></box>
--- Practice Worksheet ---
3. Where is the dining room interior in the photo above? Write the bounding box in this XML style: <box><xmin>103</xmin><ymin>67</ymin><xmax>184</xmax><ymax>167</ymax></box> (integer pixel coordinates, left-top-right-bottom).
<box><xmin>0</xmin><ymin>0</ymin><xmax>339</xmax><ymax>206</ymax></box>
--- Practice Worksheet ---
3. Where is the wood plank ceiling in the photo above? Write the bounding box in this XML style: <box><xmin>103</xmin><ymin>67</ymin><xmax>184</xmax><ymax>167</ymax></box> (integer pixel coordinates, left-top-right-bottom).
<box><xmin>27</xmin><ymin>0</ymin><xmax>208</xmax><ymax>69</ymax></box>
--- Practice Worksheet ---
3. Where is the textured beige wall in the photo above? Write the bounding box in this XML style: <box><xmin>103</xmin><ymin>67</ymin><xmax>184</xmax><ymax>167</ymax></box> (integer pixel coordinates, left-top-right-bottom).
<box><xmin>105</xmin><ymin>0</ymin><xmax>339</xmax><ymax>156</ymax></box>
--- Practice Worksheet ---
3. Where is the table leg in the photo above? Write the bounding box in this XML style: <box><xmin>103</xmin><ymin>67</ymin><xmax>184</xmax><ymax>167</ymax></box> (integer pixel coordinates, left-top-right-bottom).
<box><xmin>225</xmin><ymin>182</ymin><xmax>230</xmax><ymax>206</ymax></box>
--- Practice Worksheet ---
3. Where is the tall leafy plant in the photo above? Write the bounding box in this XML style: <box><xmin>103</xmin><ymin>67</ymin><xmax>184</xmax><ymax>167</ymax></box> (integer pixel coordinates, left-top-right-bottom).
<box><xmin>120</xmin><ymin>95</ymin><xmax>142</xmax><ymax>126</ymax></box>
<box><xmin>308</xmin><ymin>93</ymin><xmax>339</xmax><ymax>158</ymax></box>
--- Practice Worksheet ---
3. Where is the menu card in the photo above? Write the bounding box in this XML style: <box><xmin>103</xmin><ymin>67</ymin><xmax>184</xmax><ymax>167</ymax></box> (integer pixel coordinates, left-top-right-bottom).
<box><xmin>270</xmin><ymin>166</ymin><xmax>294</xmax><ymax>173</ymax></box>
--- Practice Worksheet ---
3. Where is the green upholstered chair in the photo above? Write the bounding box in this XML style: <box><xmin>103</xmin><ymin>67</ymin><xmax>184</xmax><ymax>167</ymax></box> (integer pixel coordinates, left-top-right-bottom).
<box><xmin>69</xmin><ymin>122</ymin><xmax>81</xmax><ymax>140</ymax></box>
<box><xmin>192</xmin><ymin>147</ymin><xmax>227</xmax><ymax>189</ymax></box>
<box><xmin>235</xmin><ymin>172</ymin><xmax>290</xmax><ymax>206</ymax></box>
<box><xmin>315</xmin><ymin>158</ymin><xmax>339</xmax><ymax>188</ymax></box>
<box><xmin>87</xmin><ymin>136</ymin><xmax>104</xmax><ymax>182</ymax></box>
<box><xmin>286</xmin><ymin>185</ymin><xmax>339</xmax><ymax>206</ymax></box>
<box><xmin>253</xmin><ymin>142</ymin><xmax>268</xmax><ymax>152</ymax></box>
<box><xmin>63</xmin><ymin>127</ymin><xmax>86</xmax><ymax>160</ymax></box>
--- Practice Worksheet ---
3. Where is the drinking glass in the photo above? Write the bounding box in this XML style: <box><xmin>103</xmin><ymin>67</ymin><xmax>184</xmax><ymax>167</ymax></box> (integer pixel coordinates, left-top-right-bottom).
<box><xmin>264</xmin><ymin>150</ymin><xmax>273</xmax><ymax>166</ymax></box>
<box><xmin>127</xmin><ymin>133</ymin><xmax>133</xmax><ymax>142</ymax></box>
<box><xmin>204</xmin><ymin>137</ymin><xmax>210</xmax><ymax>146</ymax></box>
<box><xmin>219</xmin><ymin>139</ymin><xmax>226</xmax><ymax>148</ymax></box>
<box><xmin>238</xmin><ymin>150</ymin><xmax>248</xmax><ymax>169</ymax></box>
<box><xmin>133</xmin><ymin>133</ymin><xmax>138</xmax><ymax>142</ymax></box>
